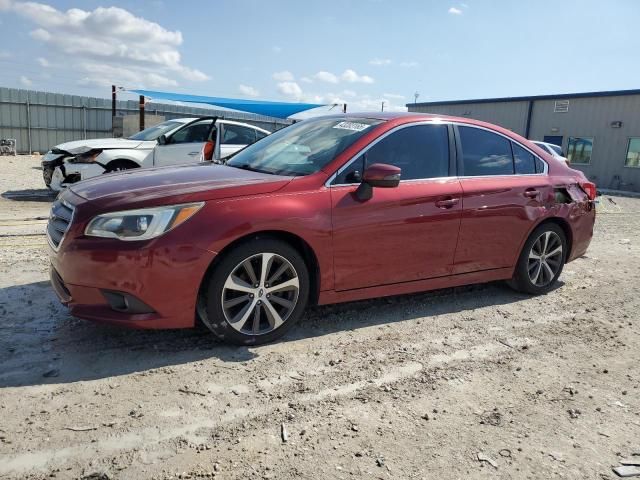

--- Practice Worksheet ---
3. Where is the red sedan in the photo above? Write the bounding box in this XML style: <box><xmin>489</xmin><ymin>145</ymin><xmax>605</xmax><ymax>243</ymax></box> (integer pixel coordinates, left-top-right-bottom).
<box><xmin>48</xmin><ymin>113</ymin><xmax>596</xmax><ymax>344</ymax></box>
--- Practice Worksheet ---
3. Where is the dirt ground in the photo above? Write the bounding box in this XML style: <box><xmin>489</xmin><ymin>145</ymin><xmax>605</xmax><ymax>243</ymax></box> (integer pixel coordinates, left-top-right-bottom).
<box><xmin>0</xmin><ymin>155</ymin><xmax>638</xmax><ymax>480</ymax></box>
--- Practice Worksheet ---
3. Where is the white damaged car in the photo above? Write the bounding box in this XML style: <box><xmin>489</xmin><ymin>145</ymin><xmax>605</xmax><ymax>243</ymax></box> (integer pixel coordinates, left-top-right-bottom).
<box><xmin>42</xmin><ymin>117</ymin><xmax>270</xmax><ymax>191</ymax></box>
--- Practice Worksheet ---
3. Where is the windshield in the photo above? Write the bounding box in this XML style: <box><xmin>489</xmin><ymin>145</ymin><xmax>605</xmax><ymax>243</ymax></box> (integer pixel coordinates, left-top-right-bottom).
<box><xmin>128</xmin><ymin>120</ymin><xmax>186</xmax><ymax>141</ymax></box>
<box><xmin>226</xmin><ymin>117</ymin><xmax>383</xmax><ymax>176</ymax></box>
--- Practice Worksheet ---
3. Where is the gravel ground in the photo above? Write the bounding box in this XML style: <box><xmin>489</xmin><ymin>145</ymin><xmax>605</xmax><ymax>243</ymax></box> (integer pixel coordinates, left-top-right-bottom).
<box><xmin>0</xmin><ymin>155</ymin><xmax>638</xmax><ymax>480</ymax></box>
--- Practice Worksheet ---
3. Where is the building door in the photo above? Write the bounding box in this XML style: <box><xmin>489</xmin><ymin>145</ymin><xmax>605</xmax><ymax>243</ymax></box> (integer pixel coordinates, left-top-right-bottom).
<box><xmin>543</xmin><ymin>135</ymin><xmax>563</xmax><ymax>147</ymax></box>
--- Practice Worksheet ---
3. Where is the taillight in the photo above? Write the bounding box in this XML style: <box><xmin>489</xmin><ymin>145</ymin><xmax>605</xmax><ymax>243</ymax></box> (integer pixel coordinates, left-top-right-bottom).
<box><xmin>579</xmin><ymin>181</ymin><xmax>597</xmax><ymax>200</ymax></box>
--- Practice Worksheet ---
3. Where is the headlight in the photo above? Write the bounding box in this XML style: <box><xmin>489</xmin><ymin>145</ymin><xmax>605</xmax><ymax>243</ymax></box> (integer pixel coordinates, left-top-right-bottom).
<box><xmin>85</xmin><ymin>203</ymin><xmax>204</xmax><ymax>241</ymax></box>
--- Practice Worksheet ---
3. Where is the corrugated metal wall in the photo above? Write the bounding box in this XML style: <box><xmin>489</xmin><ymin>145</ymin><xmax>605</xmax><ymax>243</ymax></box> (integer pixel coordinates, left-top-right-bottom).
<box><xmin>409</xmin><ymin>94</ymin><xmax>640</xmax><ymax>192</ymax></box>
<box><xmin>411</xmin><ymin>101</ymin><xmax>530</xmax><ymax>134</ymax></box>
<box><xmin>0</xmin><ymin>87</ymin><xmax>292</xmax><ymax>154</ymax></box>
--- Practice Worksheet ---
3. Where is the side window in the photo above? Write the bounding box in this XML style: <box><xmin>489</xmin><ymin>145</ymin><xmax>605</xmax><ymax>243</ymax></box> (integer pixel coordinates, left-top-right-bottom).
<box><xmin>458</xmin><ymin>126</ymin><xmax>514</xmax><ymax>176</ymax></box>
<box><xmin>256</xmin><ymin>130</ymin><xmax>268</xmax><ymax>140</ymax></box>
<box><xmin>535</xmin><ymin>157</ymin><xmax>545</xmax><ymax>173</ymax></box>
<box><xmin>512</xmin><ymin>142</ymin><xmax>536</xmax><ymax>174</ymax></box>
<box><xmin>365</xmin><ymin>125</ymin><xmax>449</xmax><ymax>180</ymax></box>
<box><xmin>332</xmin><ymin>124</ymin><xmax>449</xmax><ymax>184</ymax></box>
<box><xmin>222</xmin><ymin>124</ymin><xmax>257</xmax><ymax>145</ymax></box>
<box><xmin>169</xmin><ymin>120</ymin><xmax>213</xmax><ymax>144</ymax></box>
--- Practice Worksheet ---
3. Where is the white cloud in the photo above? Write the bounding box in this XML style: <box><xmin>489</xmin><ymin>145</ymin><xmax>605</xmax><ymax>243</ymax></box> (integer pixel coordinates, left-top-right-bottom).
<box><xmin>383</xmin><ymin>93</ymin><xmax>405</xmax><ymax>100</ymax></box>
<box><xmin>300</xmin><ymin>76</ymin><xmax>313</xmax><ymax>83</ymax></box>
<box><xmin>272</xmin><ymin>46</ymin><xmax>282</xmax><ymax>54</ymax></box>
<box><xmin>342</xmin><ymin>89</ymin><xmax>357</xmax><ymax>97</ymax></box>
<box><xmin>10</xmin><ymin>2</ymin><xmax>209</xmax><ymax>88</ymax></box>
<box><xmin>314</xmin><ymin>71</ymin><xmax>339</xmax><ymax>84</ymax></box>
<box><xmin>341</xmin><ymin>69</ymin><xmax>374</xmax><ymax>84</ymax></box>
<box><xmin>238</xmin><ymin>84</ymin><xmax>259</xmax><ymax>97</ymax></box>
<box><xmin>272</xmin><ymin>70</ymin><xmax>294</xmax><ymax>82</ymax></box>
<box><xmin>20</xmin><ymin>75</ymin><xmax>33</xmax><ymax>87</ymax></box>
<box><xmin>369</xmin><ymin>58</ymin><xmax>391</xmax><ymax>66</ymax></box>
<box><xmin>399</xmin><ymin>61</ymin><xmax>419</xmax><ymax>68</ymax></box>
<box><xmin>448</xmin><ymin>7</ymin><xmax>463</xmax><ymax>14</ymax></box>
<box><xmin>36</xmin><ymin>57</ymin><xmax>49</xmax><ymax>67</ymax></box>
<box><xmin>0</xmin><ymin>0</ymin><xmax>12</xmax><ymax>10</ymax></box>
<box><xmin>0</xmin><ymin>50</ymin><xmax>11</xmax><ymax>59</ymax></box>
<box><xmin>277</xmin><ymin>81</ymin><xmax>303</xmax><ymax>100</ymax></box>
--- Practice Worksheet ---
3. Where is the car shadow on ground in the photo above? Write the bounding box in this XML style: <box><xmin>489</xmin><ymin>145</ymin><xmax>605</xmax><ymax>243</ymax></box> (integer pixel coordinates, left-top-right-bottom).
<box><xmin>0</xmin><ymin>279</ymin><xmax>557</xmax><ymax>388</ymax></box>
<box><xmin>1</xmin><ymin>189</ymin><xmax>56</xmax><ymax>202</ymax></box>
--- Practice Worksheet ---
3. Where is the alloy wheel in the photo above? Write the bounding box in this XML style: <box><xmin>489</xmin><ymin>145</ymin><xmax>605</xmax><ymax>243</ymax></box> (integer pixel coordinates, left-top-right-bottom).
<box><xmin>221</xmin><ymin>252</ymin><xmax>300</xmax><ymax>335</ymax></box>
<box><xmin>527</xmin><ymin>231</ymin><xmax>563</xmax><ymax>287</ymax></box>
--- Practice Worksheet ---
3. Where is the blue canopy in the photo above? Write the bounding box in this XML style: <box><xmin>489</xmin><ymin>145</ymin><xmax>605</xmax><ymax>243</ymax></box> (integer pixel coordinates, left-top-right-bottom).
<box><xmin>130</xmin><ymin>89</ymin><xmax>325</xmax><ymax>119</ymax></box>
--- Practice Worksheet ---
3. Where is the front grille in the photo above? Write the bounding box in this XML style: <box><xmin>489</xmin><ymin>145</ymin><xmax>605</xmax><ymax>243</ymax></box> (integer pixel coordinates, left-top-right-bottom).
<box><xmin>47</xmin><ymin>199</ymin><xmax>74</xmax><ymax>250</ymax></box>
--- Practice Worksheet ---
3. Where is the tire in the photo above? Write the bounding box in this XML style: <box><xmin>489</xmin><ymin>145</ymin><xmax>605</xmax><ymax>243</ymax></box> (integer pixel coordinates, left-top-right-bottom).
<box><xmin>508</xmin><ymin>223</ymin><xmax>567</xmax><ymax>295</ymax></box>
<box><xmin>199</xmin><ymin>238</ymin><xmax>310</xmax><ymax>345</ymax></box>
<box><xmin>104</xmin><ymin>160</ymin><xmax>139</xmax><ymax>173</ymax></box>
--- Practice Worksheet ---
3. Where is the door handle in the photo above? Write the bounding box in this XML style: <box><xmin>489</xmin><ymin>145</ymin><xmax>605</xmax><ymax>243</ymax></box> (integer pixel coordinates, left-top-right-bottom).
<box><xmin>188</xmin><ymin>152</ymin><xmax>200</xmax><ymax>156</ymax></box>
<box><xmin>524</xmin><ymin>189</ymin><xmax>540</xmax><ymax>198</ymax></box>
<box><xmin>435</xmin><ymin>198</ymin><xmax>459</xmax><ymax>209</ymax></box>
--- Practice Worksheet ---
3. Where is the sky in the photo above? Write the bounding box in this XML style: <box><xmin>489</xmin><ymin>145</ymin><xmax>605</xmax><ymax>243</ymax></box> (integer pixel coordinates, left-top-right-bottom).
<box><xmin>0</xmin><ymin>0</ymin><xmax>639</xmax><ymax>114</ymax></box>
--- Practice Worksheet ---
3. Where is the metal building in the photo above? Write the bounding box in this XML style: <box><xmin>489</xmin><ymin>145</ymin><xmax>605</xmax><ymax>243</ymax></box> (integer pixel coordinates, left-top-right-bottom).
<box><xmin>408</xmin><ymin>89</ymin><xmax>640</xmax><ymax>192</ymax></box>
<box><xmin>0</xmin><ymin>87</ymin><xmax>292</xmax><ymax>155</ymax></box>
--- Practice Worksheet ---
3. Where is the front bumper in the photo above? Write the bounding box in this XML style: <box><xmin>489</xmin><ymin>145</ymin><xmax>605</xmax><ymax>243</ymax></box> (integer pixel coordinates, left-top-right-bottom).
<box><xmin>48</xmin><ymin>192</ymin><xmax>216</xmax><ymax>329</ymax></box>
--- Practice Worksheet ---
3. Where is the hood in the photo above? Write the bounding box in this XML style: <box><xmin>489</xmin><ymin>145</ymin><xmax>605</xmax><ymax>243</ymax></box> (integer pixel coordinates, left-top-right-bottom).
<box><xmin>54</xmin><ymin>138</ymin><xmax>146</xmax><ymax>154</ymax></box>
<box><xmin>70</xmin><ymin>163</ymin><xmax>292</xmax><ymax>208</ymax></box>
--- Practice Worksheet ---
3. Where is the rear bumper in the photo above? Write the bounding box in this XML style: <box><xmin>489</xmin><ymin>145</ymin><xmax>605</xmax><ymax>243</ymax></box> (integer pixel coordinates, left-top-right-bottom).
<box><xmin>49</xmin><ymin>238</ymin><xmax>216</xmax><ymax>330</ymax></box>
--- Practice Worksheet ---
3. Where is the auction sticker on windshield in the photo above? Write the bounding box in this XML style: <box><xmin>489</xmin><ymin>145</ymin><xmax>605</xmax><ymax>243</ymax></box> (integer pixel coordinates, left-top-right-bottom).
<box><xmin>332</xmin><ymin>121</ymin><xmax>371</xmax><ymax>132</ymax></box>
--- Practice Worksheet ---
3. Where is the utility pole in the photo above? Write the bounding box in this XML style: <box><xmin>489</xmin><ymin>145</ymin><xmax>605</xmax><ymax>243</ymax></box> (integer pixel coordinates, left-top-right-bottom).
<box><xmin>381</xmin><ymin>101</ymin><xmax>385</xmax><ymax>112</ymax></box>
<box><xmin>414</xmin><ymin>91</ymin><xmax>420</xmax><ymax>105</ymax></box>
<box><xmin>343</xmin><ymin>103</ymin><xmax>347</xmax><ymax>114</ymax></box>
<box><xmin>111</xmin><ymin>85</ymin><xmax>117</xmax><ymax>137</ymax></box>
<box><xmin>139</xmin><ymin>95</ymin><xmax>145</xmax><ymax>132</ymax></box>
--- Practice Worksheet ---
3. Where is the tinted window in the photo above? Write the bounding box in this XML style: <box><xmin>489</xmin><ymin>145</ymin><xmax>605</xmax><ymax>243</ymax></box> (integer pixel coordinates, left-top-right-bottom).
<box><xmin>170</xmin><ymin>120</ymin><xmax>213</xmax><ymax>144</ymax></box>
<box><xmin>459</xmin><ymin>126</ymin><xmax>513</xmax><ymax>176</ymax></box>
<box><xmin>367</xmin><ymin>125</ymin><xmax>449</xmax><ymax>180</ymax></box>
<box><xmin>512</xmin><ymin>142</ymin><xmax>536</xmax><ymax>174</ymax></box>
<box><xmin>223</xmin><ymin>124</ymin><xmax>257</xmax><ymax>144</ymax></box>
<box><xmin>535</xmin><ymin>157</ymin><xmax>545</xmax><ymax>173</ymax></box>
<box><xmin>256</xmin><ymin>130</ymin><xmax>269</xmax><ymax>140</ymax></box>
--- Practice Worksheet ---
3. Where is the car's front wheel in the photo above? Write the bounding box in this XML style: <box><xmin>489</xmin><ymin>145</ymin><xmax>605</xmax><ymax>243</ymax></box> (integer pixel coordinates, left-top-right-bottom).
<box><xmin>509</xmin><ymin>223</ymin><xmax>567</xmax><ymax>295</ymax></box>
<box><xmin>199</xmin><ymin>238</ymin><xmax>309</xmax><ymax>345</ymax></box>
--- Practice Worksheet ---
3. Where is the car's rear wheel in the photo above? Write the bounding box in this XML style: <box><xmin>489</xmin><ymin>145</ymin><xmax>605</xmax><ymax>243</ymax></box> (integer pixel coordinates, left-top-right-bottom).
<box><xmin>199</xmin><ymin>238</ymin><xmax>309</xmax><ymax>345</ymax></box>
<box><xmin>509</xmin><ymin>223</ymin><xmax>566</xmax><ymax>295</ymax></box>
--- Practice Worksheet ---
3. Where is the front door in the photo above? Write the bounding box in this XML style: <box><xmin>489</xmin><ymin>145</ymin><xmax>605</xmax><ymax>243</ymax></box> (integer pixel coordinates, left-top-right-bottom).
<box><xmin>454</xmin><ymin>125</ymin><xmax>553</xmax><ymax>274</ymax></box>
<box><xmin>153</xmin><ymin>118</ymin><xmax>216</xmax><ymax>166</ymax></box>
<box><xmin>331</xmin><ymin>123</ymin><xmax>462</xmax><ymax>291</ymax></box>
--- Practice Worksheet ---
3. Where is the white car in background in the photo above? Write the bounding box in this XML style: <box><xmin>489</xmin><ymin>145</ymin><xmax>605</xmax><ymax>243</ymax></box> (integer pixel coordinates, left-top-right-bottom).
<box><xmin>41</xmin><ymin>117</ymin><xmax>270</xmax><ymax>191</ymax></box>
<box><xmin>531</xmin><ymin>140</ymin><xmax>570</xmax><ymax>165</ymax></box>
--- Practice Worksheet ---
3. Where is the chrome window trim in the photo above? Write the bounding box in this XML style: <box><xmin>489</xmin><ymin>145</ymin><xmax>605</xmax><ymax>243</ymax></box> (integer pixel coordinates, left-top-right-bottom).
<box><xmin>46</xmin><ymin>199</ymin><xmax>75</xmax><ymax>252</ymax></box>
<box><xmin>325</xmin><ymin>120</ymin><xmax>548</xmax><ymax>187</ymax></box>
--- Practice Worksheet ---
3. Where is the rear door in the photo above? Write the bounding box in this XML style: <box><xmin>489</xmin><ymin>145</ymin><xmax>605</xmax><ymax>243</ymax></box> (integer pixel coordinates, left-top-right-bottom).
<box><xmin>219</xmin><ymin>123</ymin><xmax>259</xmax><ymax>160</ymax></box>
<box><xmin>153</xmin><ymin>118</ymin><xmax>216</xmax><ymax>166</ymax></box>
<box><xmin>453</xmin><ymin>125</ymin><xmax>551</xmax><ymax>274</ymax></box>
<box><xmin>331</xmin><ymin>123</ymin><xmax>463</xmax><ymax>291</ymax></box>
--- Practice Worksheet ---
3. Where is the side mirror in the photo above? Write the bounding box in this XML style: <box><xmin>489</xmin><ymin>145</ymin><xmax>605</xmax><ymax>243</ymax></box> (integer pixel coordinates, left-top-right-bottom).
<box><xmin>157</xmin><ymin>134</ymin><xmax>168</xmax><ymax>145</ymax></box>
<box><xmin>354</xmin><ymin>163</ymin><xmax>401</xmax><ymax>201</ymax></box>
